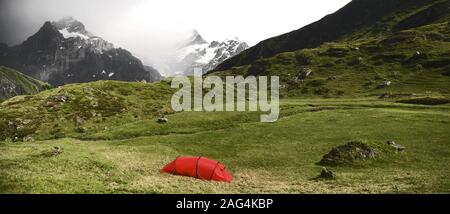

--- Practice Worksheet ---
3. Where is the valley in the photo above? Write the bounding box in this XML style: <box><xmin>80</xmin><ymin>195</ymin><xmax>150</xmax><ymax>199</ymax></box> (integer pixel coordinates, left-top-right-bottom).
<box><xmin>0</xmin><ymin>0</ymin><xmax>450</xmax><ymax>194</ymax></box>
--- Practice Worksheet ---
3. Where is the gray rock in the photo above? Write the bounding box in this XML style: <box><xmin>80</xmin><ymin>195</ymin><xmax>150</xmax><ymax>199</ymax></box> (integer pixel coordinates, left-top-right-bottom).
<box><xmin>318</xmin><ymin>167</ymin><xmax>334</xmax><ymax>179</ymax></box>
<box><xmin>386</xmin><ymin>141</ymin><xmax>406</xmax><ymax>151</ymax></box>
<box><xmin>23</xmin><ymin>136</ymin><xmax>35</xmax><ymax>142</ymax></box>
<box><xmin>377</xmin><ymin>81</ymin><xmax>392</xmax><ymax>88</ymax></box>
<box><xmin>157</xmin><ymin>115</ymin><xmax>168</xmax><ymax>123</ymax></box>
<box><xmin>295</xmin><ymin>68</ymin><xmax>313</xmax><ymax>82</ymax></box>
<box><xmin>52</xmin><ymin>146</ymin><xmax>63</xmax><ymax>155</ymax></box>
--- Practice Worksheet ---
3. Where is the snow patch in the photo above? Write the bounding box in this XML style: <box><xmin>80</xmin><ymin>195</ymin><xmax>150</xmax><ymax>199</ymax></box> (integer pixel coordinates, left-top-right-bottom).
<box><xmin>59</xmin><ymin>28</ymin><xmax>89</xmax><ymax>40</ymax></box>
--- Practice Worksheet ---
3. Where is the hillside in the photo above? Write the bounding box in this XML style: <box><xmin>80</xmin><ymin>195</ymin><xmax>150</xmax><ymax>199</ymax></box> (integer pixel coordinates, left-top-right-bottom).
<box><xmin>0</xmin><ymin>66</ymin><xmax>50</xmax><ymax>101</ymax></box>
<box><xmin>0</xmin><ymin>80</ymin><xmax>175</xmax><ymax>142</ymax></box>
<box><xmin>210</xmin><ymin>0</ymin><xmax>450</xmax><ymax>98</ymax></box>
<box><xmin>215</xmin><ymin>0</ymin><xmax>449</xmax><ymax>71</ymax></box>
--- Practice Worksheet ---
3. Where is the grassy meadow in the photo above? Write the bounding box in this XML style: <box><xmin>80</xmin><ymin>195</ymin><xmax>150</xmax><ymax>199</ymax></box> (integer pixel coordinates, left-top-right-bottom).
<box><xmin>1</xmin><ymin>97</ymin><xmax>449</xmax><ymax>193</ymax></box>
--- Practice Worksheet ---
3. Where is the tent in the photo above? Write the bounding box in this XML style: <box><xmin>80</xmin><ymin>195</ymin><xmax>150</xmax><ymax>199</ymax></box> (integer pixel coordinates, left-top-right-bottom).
<box><xmin>160</xmin><ymin>156</ymin><xmax>233</xmax><ymax>182</ymax></box>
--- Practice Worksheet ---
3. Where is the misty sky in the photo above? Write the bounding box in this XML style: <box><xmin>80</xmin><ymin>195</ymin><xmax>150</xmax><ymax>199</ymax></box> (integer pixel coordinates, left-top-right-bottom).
<box><xmin>0</xmin><ymin>0</ymin><xmax>351</xmax><ymax>71</ymax></box>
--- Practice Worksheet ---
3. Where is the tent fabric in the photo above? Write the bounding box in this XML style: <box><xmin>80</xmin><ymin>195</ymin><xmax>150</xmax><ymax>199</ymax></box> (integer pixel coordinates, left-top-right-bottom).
<box><xmin>160</xmin><ymin>156</ymin><xmax>233</xmax><ymax>182</ymax></box>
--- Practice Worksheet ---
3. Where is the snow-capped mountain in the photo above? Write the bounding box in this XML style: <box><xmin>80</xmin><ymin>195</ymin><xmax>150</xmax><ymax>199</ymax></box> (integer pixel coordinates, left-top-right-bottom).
<box><xmin>52</xmin><ymin>16</ymin><xmax>114</xmax><ymax>54</ymax></box>
<box><xmin>169</xmin><ymin>30</ymin><xmax>249</xmax><ymax>76</ymax></box>
<box><xmin>0</xmin><ymin>17</ymin><xmax>162</xmax><ymax>86</ymax></box>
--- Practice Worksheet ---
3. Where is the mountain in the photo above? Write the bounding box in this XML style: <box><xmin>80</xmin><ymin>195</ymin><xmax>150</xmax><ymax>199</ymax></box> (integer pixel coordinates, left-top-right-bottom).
<box><xmin>0</xmin><ymin>66</ymin><xmax>50</xmax><ymax>101</ymax></box>
<box><xmin>210</xmin><ymin>0</ymin><xmax>450</xmax><ymax>98</ymax></box>
<box><xmin>215</xmin><ymin>0</ymin><xmax>449</xmax><ymax>71</ymax></box>
<box><xmin>168</xmin><ymin>30</ymin><xmax>249</xmax><ymax>75</ymax></box>
<box><xmin>0</xmin><ymin>17</ymin><xmax>162</xmax><ymax>86</ymax></box>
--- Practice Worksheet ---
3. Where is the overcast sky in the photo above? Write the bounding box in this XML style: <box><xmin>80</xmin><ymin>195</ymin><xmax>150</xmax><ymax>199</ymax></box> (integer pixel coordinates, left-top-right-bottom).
<box><xmin>0</xmin><ymin>0</ymin><xmax>351</xmax><ymax>69</ymax></box>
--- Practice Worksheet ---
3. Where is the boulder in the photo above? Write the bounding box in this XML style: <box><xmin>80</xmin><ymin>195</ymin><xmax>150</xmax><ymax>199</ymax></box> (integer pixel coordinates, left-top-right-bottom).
<box><xmin>319</xmin><ymin>141</ymin><xmax>378</xmax><ymax>165</ymax></box>
<box><xmin>318</xmin><ymin>167</ymin><xmax>334</xmax><ymax>179</ymax></box>
<box><xmin>295</xmin><ymin>68</ymin><xmax>313</xmax><ymax>82</ymax></box>
<box><xmin>157</xmin><ymin>115</ymin><xmax>168</xmax><ymax>123</ymax></box>
<box><xmin>52</xmin><ymin>146</ymin><xmax>63</xmax><ymax>155</ymax></box>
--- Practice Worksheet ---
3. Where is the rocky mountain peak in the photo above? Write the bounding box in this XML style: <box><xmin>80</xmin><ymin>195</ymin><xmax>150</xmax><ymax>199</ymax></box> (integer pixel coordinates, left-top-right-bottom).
<box><xmin>168</xmin><ymin>30</ymin><xmax>249</xmax><ymax>76</ymax></box>
<box><xmin>38</xmin><ymin>21</ymin><xmax>61</xmax><ymax>35</ymax></box>
<box><xmin>52</xmin><ymin>16</ymin><xmax>92</xmax><ymax>39</ymax></box>
<box><xmin>184</xmin><ymin>29</ymin><xmax>208</xmax><ymax>47</ymax></box>
<box><xmin>0</xmin><ymin>17</ymin><xmax>162</xmax><ymax>86</ymax></box>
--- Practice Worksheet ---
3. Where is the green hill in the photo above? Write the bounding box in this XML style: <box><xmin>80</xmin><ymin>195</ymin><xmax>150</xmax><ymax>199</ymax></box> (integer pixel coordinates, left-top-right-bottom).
<box><xmin>210</xmin><ymin>0</ymin><xmax>450</xmax><ymax>98</ymax></box>
<box><xmin>0</xmin><ymin>66</ymin><xmax>51</xmax><ymax>100</ymax></box>
<box><xmin>216</xmin><ymin>0</ymin><xmax>449</xmax><ymax>70</ymax></box>
<box><xmin>0</xmin><ymin>80</ymin><xmax>175</xmax><ymax>142</ymax></box>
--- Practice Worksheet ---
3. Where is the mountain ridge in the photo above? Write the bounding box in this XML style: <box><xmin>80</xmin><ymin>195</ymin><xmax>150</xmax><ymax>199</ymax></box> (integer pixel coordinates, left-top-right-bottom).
<box><xmin>215</xmin><ymin>0</ymin><xmax>447</xmax><ymax>71</ymax></box>
<box><xmin>168</xmin><ymin>30</ymin><xmax>249</xmax><ymax>75</ymax></box>
<box><xmin>209</xmin><ymin>0</ymin><xmax>450</xmax><ymax>98</ymax></box>
<box><xmin>0</xmin><ymin>17</ymin><xmax>162</xmax><ymax>86</ymax></box>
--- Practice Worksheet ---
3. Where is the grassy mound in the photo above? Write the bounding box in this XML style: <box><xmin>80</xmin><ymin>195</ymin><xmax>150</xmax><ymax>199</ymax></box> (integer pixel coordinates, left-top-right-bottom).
<box><xmin>319</xmin><ymin>141</ymin><xmax>380</xmax><ymax>166</ymax></box>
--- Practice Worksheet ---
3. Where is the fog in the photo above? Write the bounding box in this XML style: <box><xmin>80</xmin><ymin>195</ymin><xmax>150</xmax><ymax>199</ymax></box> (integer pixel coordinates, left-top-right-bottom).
<box><xmin>0</xmin><ymin>0</ymin><xmax>351</xmax><ymax>74</ymax></box>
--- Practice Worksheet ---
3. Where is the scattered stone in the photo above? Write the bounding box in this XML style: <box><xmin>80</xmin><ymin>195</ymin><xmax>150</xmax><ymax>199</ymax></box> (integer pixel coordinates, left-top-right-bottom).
<box><xmin>23</xmin><ymin>136</ymin><xmax>35</xmax><ymax>142</ymax></box>
<box><xmin>52</xmin><ymin>146</ymin><xmax>63</xmax><ymax>155</ymax></box>
<box><xmin>319</xmin><ymin>141</ymin><xmax>379</xmax><ymax>165</ymax></box>
<box><xmin>386</xmin><ymin>141</ymin><xmax>406</xmax><ymax>151</ymax></box>
<box><xmin>49</xmin><ymin>95</ymin><xmax>69</xmax><ymax>103</ymax></box>
<box><xmin>318</xmin><ymin>167</ymin><xmax>334</xmax><ymax>179</ymax></box>
<box><xmin>157</xmin><ymin>115</ymin><xmax>168</xmax><ymax>123</ymax></box>
<box><xmin>295</xmin><ymin>68</ymin><xmax>313</xmax><ymax>82</ymax></box>
<box><xmin>377</xmin><ymin>81</ymin><xmax>392</xmax><ymax>88</ymax></box>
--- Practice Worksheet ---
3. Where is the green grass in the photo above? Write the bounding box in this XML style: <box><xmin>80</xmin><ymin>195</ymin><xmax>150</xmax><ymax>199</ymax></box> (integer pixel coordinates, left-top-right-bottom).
<box><xmin>1</xmin><ymin>98</ymin><xmax>449</xmax><ymax>193</ymax></box>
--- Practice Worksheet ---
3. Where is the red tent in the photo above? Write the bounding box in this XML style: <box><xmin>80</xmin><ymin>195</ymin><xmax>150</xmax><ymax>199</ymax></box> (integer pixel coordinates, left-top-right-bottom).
<box><xmin>160</xmin><ymin>156</ymin><xmax>233</xmax><ymax>182</ymax></box>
